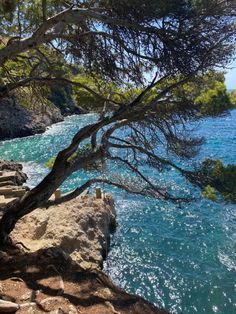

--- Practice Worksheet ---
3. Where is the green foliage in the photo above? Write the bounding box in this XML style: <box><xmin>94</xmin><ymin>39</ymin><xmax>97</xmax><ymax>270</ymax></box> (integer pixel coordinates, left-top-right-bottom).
<box><xmin>45</xmin><ymin>144</ymin><xmax>102</xmax><ymax>170</ymax></box>
<box><xmin>72</xmin><ymin>74</ymin><xmax>104</xmax><ymax>111</ymax></box>
<box><xmin>49</xmin><ymin>85</ymin><xmax>69</xmax><ymax>109</ymax></box>
<box><xmin>0</xmin><ymin>45</ymin><xmax>71</xmax><ymax>84</ymax></box>
<box><xmin>194</xmin><ymin>79</ymin><xmax>231</xmax><ymax>116</ymax></box>
<box><xmin>0</xmin><ymin>44</ymin><xmax>75</xmax><ymax>110</ymax></box>
<box><xmin>201</xmin><ymin>185</ymin><xmax>217</xmax><ymax>201</ymax></box>
<box><xmin>135</xmin><ymin>71</ymin><xmax>233</xmax><ymax>118</ymax></box>
<box><xmin>0</xmin><ymin>1</ymin><xmax>234</xmax><ymax>117</ymax></box>
<box><xmin>200</xmin><ymin>159</ymin><xmax>236</xmax><ymax>203</ymax></box>
<box><xmin>228</xmin><ymin>90</ymin><xmax>236</xmax><ymax>108</ymax></box>
<box><xmin>65</xmin><ymin>71</ymin><xmax>236</xmax><ymax>114</ymax></box>
<box><xmin>45</xmin><ymin>156</ymin><xmax>56</xmax><ymax>169</ymax></box>
<box><xmin>0</xmin><ymin>0</ymin><xmax>17</xmax><ymax>21</ymax></box>
<box><xmin>45</xmin><ymin>152</ymin><xmax>79</xmax><ymax>169</ymax></box>
<box><xmin>0</xmin><ymin>0</ymin><xmax>67</xmax><ymax>34</ymax></box>
<box><xmin>171</xmin><ymin>71</ymin><xmax>232</xmax><ymax>116</ymax></box>
<box><xmin>72</xmin><ymin>72</ymin><xmax>124</xmax><ymax>111</ymax></box>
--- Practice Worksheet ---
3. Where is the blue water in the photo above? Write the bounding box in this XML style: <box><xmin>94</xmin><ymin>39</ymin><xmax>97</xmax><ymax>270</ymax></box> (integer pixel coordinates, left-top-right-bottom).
<box><xmin>0</xmin><ymin>111</ymin><xmax>236</xmax><ymax>314</ymax></box>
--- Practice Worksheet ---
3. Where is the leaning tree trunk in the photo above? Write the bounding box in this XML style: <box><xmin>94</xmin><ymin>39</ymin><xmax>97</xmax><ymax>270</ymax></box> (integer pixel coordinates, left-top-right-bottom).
<box><xmin>0</xmin><ymin>115</ymin><xmax>113</xmax><ymax>244</ymax></box>
<box><xmin>0</xmin><ymin>163</ymin><xmax>71</xmax><ymax>244</ymax></box>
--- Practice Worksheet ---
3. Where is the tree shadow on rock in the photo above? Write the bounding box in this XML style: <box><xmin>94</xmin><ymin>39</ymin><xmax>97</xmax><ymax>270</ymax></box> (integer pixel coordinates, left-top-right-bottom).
<box><xmin>0</xmin><ymin>246</ymin><xmax>169</xmax><ymax>314</ymax></box>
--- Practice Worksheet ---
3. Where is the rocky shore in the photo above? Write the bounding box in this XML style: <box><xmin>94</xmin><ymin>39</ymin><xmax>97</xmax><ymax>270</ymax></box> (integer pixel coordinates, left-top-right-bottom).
<box><xmin>0</xmin><ymin>161</ymin><xmax>168</xmax><ymax>313</ymax></box>
<box><xmin>0</xmin><ymin>95</ymin><xmax>86</xmax><ymax>141</ymax></box>
<box><xmin>12</xmin><ymin>194</ymin><xmax>116</xmax><ymax>269</ymax></box>
<box><xmin>0</xmin><ymin>160</ymin><xmax>28</xmax><ymax>186</ymax></box>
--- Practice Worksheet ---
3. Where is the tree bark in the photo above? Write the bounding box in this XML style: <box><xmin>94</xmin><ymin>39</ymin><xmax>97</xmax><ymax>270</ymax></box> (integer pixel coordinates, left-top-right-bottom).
<box><xmin>0</xmin><ymin>117</ymin><xmax>110</xmax><ymax>243</ymax></box>
<box><xmin>0</xmin><ymin>163</ymin><xmax>70</xmax><ymax>243</ymax></box>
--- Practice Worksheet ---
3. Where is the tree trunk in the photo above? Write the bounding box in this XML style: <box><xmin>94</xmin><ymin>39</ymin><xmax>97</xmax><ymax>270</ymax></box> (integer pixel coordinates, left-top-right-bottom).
<box><xmin>0</xmin><ymin>164</ymin><xmax>71</xmax><ymax>244</ymax></box>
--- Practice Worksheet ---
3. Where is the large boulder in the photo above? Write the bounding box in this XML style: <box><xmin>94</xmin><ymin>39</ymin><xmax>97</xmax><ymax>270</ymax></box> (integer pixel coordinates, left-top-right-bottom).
<box><xmin>12</xmin><ymin>195</ymin><xmax>116</xmax><ymax>268</ymax></box>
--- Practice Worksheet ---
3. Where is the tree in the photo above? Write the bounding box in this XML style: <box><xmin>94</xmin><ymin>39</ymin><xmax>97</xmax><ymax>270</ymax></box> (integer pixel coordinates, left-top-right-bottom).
<box><xmin>164</xmin><ymin>71</ymin><xmax>232</xmax><ymax>116</ymax></box>
<box><xmin>0</xmin><ymin>0</ymin><xmax>235</xmax><ymax>244</ymax></box>
<box><xmin>229</xmin><ymin>89</ymin><xmax>236</xmax><ymax>107</ymax></box>
<box><xmin>200</xmin><ymin>159</ymin><xmax>236</xmax><ymax>203</ymax></box>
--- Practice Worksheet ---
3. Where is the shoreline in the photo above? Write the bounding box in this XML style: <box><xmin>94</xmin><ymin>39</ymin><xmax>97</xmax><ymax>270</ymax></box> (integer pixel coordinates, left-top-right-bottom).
<box><xmin>0</xmin><ymin>161</ymin><xmax>168</xmax><ymax>313</ymax></box>
<box><xmin>12</xmin><ymin>193</ymin><xmax>117</xmax><ymax>269</ymax></box>
<box><xmin>0</xmin><ymin>95</ymin><xmax>87</xmax><ymax>141</ymax></box>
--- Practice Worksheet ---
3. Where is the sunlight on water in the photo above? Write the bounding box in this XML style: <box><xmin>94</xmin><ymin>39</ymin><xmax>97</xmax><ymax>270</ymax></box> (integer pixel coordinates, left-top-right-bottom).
<box><xmin>0</xmin><ymin>111</ymin><xmax>235</xmax><ymax>313</ymax></box>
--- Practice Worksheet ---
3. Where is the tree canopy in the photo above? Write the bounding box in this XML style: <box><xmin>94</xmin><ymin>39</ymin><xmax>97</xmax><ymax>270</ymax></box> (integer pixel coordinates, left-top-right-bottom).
<box><xmin>0</xmin><ymin>0</ymin><xmax>236</xmax><ymax>243</ymax></box>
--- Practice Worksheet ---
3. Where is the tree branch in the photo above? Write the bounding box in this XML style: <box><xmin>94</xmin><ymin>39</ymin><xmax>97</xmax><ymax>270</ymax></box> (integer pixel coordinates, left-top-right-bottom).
<box><xmin>108</xmin><ymin>136</ymin><xmax>205</xmax><ymax>187</ymax></box>
<box><xmin>1</xmin><ymin>77</ymin><xmax>122</xmax><ymax>105</ymax></box>
<box><xmin>46</xmin><ymin>177</ymin><xmax>150</xmax><ymax>207</ymax></box>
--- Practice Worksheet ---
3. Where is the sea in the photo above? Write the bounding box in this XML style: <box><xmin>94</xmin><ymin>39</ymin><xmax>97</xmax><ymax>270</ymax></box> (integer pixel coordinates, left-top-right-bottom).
<box><xmin>0</xmin><ymin>110</ymin><xmax>235</xmax><ymax>314</ymax></box>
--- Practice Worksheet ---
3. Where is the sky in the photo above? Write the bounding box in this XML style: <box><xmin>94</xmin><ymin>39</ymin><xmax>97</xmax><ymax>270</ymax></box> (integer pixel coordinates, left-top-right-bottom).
<box><xmin>225</xmin><ymin>59</ymin><xmax>236</xmax><ymax>90</ymax></box>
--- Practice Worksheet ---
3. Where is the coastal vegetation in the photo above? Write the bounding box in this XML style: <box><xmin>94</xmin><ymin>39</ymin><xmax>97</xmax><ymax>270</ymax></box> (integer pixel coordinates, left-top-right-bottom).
<box><xmin>200</xmin><ymin>159</ymin><xmax>236</xmax><ymax>203</ymax></box>
<box><xmin>229</xmin><ymin>89</ymin><xmax>236</xmax><ymax>107</ymax></box>
<box><xmin>0</xmin><ymin>0</ymin><xmax>235</xmax><ymax>246</ymax></box>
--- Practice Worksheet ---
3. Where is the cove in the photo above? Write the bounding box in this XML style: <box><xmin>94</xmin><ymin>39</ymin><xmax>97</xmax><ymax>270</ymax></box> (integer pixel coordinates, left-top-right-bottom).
<box><xmin>0</xmin><ymin>111</ymin><xmax>235</xmax><ymax>314</ymax></box>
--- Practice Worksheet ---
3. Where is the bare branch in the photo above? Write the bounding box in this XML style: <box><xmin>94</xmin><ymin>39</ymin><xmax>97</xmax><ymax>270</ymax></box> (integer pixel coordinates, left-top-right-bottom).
<box><xmin>1</xmin><ymin>77</ymin><xmax>122</xmax><ymax>105</ymax></box>
<box><xmin>46</xmin><ymin>177</ymin><xmax>149</xmax><ymax>207</ymax></box>
<box><xmin>108</xmin><ymin>136</ymin><xmax>204</xmax><ymax>186</ymax></box>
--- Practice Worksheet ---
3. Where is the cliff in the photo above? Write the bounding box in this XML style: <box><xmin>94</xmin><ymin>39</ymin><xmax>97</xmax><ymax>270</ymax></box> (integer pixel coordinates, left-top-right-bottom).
<box><xmin>0</xmin><ymin>93</ymin><xmax>87</xmax><ymax>141</ymax></box>
<box><xmin>0</xmin><ymin>161</ymin><xmax>169</xmax><ymax>313</ymax></box>
<box><xmin>0</xmin><ymin>96</ymin><xmax>63</xmax><ymax>140</ymax></box>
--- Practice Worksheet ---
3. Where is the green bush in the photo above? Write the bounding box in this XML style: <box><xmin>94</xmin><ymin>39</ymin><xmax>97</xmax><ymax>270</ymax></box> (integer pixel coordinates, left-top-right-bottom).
<box><xmin>200</xmin><ymin>159</ymin><xmax>236</xmax><ymax>203</ymax></box>
<box><xmin>201</xmin><ymin>185</ymin><xmax>217</xmax><ymax>201</ymax></box>
<box><xmin>45</xmin><ymin>144</ymin><xmax>103</xmax><ymax>170</ymax></box>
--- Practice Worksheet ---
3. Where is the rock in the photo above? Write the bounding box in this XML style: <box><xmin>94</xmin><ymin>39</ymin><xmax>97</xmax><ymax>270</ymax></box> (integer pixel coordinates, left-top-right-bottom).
<box><xmin>0</xmin><ymin>251</ymin><xmax>10</xmax><ymax>261</ymax></box>
<box><xmin>0</xmin><ymin>87</ymin><xmax>89</xmax><ymax>140</ymax></box>
<box><xmin>5</xmin><ymin>163</ymin><xmax>167</xmax><ymax>313</ymax></box>
<box><xmin>12</xmin><ymin>196</ymin><xmax>116</xmax><ymax>268</ymax></box>
<box><xmin>0</xmin><ymin>299</ymin><xmax>20</xmax><ymax>312</ymax></box>
<box><xmin>0</xmin><ymin>96</ymin><xmax>63</xmax><ymax>141</ymax></box>
<box><xmin>59</xmin><ymin>97</ymin><xmax>88</xmax><ymax>116</ymax></box>
<box><xmin>0</xmin><ymin>160</ymin><xmax>23</xmax><ymax>172</ymax></box>
<box><xmin>0</xmin><ymin>160</ymin><xmax>28</xmax><ymax>185</ymax></box>
<box><xmin>20</xmin><ymin>291</ymin><xmax>31</xmax><ymax>302</ymax></box>
<box><xmin>68</xmin><ymin>304</ymin><xmax>79</xmax><ymax>314</ymax></box>
<box><xmin>4</xmin><ymin>181</ymin><xmax>168</xmax><ymax>313</ymax></box>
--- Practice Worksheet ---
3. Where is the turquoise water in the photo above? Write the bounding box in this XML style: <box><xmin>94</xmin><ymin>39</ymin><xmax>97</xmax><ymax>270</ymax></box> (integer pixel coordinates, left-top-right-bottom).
<box><xmin>0</xmin><ymin>111</ymin><xmax>235</xmax><ymax>313</ymax></box>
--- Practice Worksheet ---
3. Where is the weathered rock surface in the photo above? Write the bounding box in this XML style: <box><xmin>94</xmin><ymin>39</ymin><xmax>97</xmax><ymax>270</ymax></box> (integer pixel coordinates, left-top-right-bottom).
<box><xmin>7</xmin><ymin>195</ymin><xmax>169</xmax><ymax>313</ymax></box>
<box><xmin>56</xmin><ymin>88</ymin><xmax>88</xmax><ymax>116</ymax></box>
<box><xmin>0</xmin><ymin>163</ymin><xmax>168</xmax><ymax>313</ymax></box>
<box><xmin>0</xmin><ymin>248</ymin><xmax>169</xmax><ymax>314</ymax></box>
<box><xmin>12</xmin><ymin>195</ymin><xmax>116</xmax><ymax>268</ymax></box>
<box><xmin>0</xmin><ymin>96</ymin><xmax>63</xmax><ymax>140</ymax></box>
<box><xmin>0</xmin><ymin>160</ymin><xmax>23</xmax><ymax>172</ymax></box>
<box><xmin>0</xmin><ymin>160</ymin><xmax>27</xmax><ymax>185</ymax></box>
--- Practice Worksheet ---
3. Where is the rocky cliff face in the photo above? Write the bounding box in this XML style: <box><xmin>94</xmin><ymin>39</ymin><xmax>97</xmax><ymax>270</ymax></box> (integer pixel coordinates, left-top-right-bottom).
<box><xmin>0</xmin><ymin>94</ymin><xmax>87</xmax><ymax>141</ymax></box>
<box><xmin>0</xmin><ymin>96</ymin><xmax>63</xmax><ymax>140</ymax></box>
<box><xmin>0</xmin><ymin>161</ymin><xmax>168</xmax><ymax>313</ymax></box>
<box><xmin>55</xmin><ymin>87</ymin><xmax>88</xmax><ymax>116</ymax></box>
<box><xmin>12</xmin><ymin>195</ymin><xmax>116</xmax><ymax>268</ymax></box>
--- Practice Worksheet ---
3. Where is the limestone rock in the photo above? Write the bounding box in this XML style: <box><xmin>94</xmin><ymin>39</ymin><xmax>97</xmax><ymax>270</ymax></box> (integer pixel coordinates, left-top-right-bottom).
<box><xmin>12</xmin><ymin>196</ymin><xmax>116</xmax><ymax>268</ymax></box>
<box><xmin>0</xmin><ymin>160</ymin><xmax>28</xmax><ymax>185</ymax></box>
